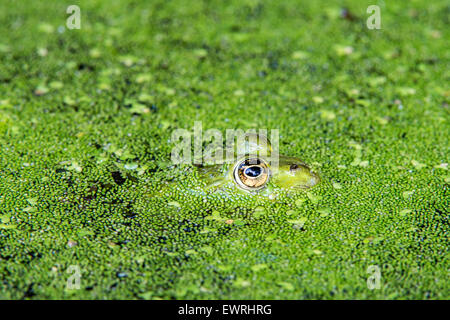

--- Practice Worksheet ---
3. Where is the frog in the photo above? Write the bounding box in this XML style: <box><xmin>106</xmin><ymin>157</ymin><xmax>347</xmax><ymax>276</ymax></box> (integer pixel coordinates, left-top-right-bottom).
<box><xmin>164</xmin><ymin>133</ymin><xmax>320</xmax><ymax>201</ymax></box>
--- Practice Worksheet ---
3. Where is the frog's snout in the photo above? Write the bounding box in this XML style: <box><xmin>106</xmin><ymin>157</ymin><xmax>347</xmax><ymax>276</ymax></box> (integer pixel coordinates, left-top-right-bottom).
<box><xmin>271</xmin><ymin>159</ymin><xmax>320</xmax><ymax>190</ymax></box>
<box><xmin>288</xmin><ymin>163</ymin><xmax>320</xmax><ymax>188</ymax></box>
<box><xmin>307</xmin><ymin>171</ymin><xmax>320</xmax><ymax>188</ymax></box>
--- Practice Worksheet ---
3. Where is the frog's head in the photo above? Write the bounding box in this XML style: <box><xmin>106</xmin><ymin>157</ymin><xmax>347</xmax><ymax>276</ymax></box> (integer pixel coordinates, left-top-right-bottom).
<box><xmin>199</xmin><ymin>133</ymin><xmax>320</xmax><ymax>197</ymax></box>
<box><xmin>229</xmin><ymin>154</ymin><xmax>320</xmax><ymax>195</ymax></box>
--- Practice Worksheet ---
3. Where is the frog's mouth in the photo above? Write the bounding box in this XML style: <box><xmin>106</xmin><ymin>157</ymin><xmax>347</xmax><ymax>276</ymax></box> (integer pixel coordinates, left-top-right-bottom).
<box><xmin>283</xmin><ymin>171</ymin><xmax>320</xmax><ymax>190</ymax></box>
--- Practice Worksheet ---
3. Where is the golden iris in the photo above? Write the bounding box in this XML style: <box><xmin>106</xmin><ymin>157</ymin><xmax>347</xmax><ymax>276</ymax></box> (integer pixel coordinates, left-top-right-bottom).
<box><xmin>233</xmin><ymin>157</ymin><xmax>270</xmax><ymax>191</ymax></box>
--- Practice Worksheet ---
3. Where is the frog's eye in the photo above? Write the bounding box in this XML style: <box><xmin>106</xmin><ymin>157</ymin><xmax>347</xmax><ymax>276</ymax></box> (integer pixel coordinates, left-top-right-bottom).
<box><xmin>233</xmin><ymin>157</ymin><xmax>270</xmax><ymax>191</ymax></box>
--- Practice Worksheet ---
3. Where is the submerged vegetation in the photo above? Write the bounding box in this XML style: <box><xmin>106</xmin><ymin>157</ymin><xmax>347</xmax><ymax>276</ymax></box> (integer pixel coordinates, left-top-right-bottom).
<box><xmin>0</xmin><ymin>0</ymin><xmax>448</xmax><ymax>299</ymax></box>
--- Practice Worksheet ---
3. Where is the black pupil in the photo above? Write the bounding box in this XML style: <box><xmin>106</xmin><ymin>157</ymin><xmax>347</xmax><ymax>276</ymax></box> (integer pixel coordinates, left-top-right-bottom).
<box><xmin>244</xmin><ymin>166</ymin><xmax>262</xmax><ymax>177</ymax></box>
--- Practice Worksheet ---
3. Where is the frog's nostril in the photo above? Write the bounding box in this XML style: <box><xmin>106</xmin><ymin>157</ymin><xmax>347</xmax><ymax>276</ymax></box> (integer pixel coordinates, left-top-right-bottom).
<box><xmin>244</xmin><ymin>166</ymin><xmax>262</xmax><ymax>177</ymax></box>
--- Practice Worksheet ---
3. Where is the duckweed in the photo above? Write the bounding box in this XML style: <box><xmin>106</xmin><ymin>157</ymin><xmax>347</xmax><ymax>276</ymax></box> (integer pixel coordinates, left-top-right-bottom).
<box><xmin>0</xmin><ymin>0</ymin><xmax>448</xmax><ymax>299</ymax></box>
